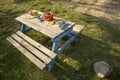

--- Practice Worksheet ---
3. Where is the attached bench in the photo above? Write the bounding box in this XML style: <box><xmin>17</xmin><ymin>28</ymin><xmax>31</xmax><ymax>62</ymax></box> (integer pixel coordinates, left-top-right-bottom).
<box><xmin>6</xmin><ymin>31</ymin><xmax>57</xmax><ymax>70</ymax></box>
<box><xmin>72</xmin><ymin>24</ymin><xmax>84</xmax><ymax>35</ymax></box>
<box><xmin>6</xmin><ymin>24</ymin><xmax>84</xmax><ymax>71</ymax></box>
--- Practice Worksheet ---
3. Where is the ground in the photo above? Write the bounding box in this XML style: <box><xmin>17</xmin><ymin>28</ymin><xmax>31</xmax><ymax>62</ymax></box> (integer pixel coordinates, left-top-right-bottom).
<box><xmin>52</xmin><ymin>0</ymin><xmax>120</xmax><ymax>28</ymax></box>
<box><xmin>0</xmin><ymin>0</ymin><xmax>120</xmax><ymax>80</ymax></box>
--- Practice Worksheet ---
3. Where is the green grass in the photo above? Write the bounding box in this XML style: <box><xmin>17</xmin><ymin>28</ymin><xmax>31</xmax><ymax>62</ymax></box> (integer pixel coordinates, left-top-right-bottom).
<box><xmin>0</xmin><ymin>0</ymin><xmax>120</xmax><ymax>80</ymax></box>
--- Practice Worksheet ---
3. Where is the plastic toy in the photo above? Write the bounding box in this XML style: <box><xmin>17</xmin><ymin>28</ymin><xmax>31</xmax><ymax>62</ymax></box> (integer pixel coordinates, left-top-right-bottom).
<box><xmin>43</xmin><ymin>12</ymin><xmax>54</xmax><ymax>21</ymax></box>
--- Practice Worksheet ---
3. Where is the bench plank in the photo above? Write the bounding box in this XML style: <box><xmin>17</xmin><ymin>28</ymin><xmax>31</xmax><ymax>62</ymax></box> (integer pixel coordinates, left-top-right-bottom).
<box><xmin>72</xmin><ymin>24</ymin><xmax>84</xmax><ymax>35</ymax></box>
<box><xmin>16</xmin><ymin>31</ymin><xmax>57</xmax><ymax>59</ymax></box>
<box><xmin>11</xmin><ymin>34</ymin><xmax>51</xmax><ymax>64</ymax></box>
<box><xmin>6</xmin><ymin>37</ymin><xmax>46</xmax><ymax>70</ymax></box>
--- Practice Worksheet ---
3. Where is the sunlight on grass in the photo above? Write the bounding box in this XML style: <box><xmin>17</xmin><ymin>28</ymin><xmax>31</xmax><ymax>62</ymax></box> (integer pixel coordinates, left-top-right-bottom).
<box><xmin>0</xmin><ymin>0</ymin><xmax>120</xmax><ymax>80</ymax></box>
<box><xmin>63</xmin><ymin>57</ymin><xmax>82</xmax><ymax>71</ymax></box>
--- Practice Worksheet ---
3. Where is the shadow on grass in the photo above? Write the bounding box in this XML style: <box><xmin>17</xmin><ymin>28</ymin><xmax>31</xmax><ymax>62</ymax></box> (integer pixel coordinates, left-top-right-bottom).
<box><xmin>1</xmin><ymin>33</ymin><xmax>119</xmax><ymax>80</ymax></box>
<box><xmin>80</xmin><ymin>13</ymin><xmax>120</xmax><ymax>44</ymax></box>
<box><xmin>100</xmin><ymin>0</ymin><xmax>120</xmax><ymax>27</ymax></box>
<box><xmin>13</xmin><ymin>0</ymin><xmax>33</xmax><ymax>4</ymax></box>
<box><xmin>0</xmin><ymin>9</ymin><xmax>26</xmax><ymax>40</ymax></box>
<box><xmin>0</xmin><ymin>41</ymin><xmax>29</xmax><ymax>80</ymax></box>
<box><xmin>51</xmin><ymin>33</ymin><xmax>120</xmax><ymax>80</ymax></box>
<box><xmin>0</xmin><ymin>2</ymin><xmax>120</xmax><ymax>79</ymax></box>
<box><xmin>0</xmin><ymin>8</ymin><xmax>31</xmax><ymax>80</ymax></box>
<box><xmin>51</xmin><ymin>13</ymin><xmax>120</xmax><ymax>80</ymax></box>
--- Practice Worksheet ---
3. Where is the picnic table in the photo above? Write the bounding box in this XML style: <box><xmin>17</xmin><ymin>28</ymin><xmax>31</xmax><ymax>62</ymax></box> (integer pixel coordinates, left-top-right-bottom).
<box><xmin>6</xmin><ymin>10</ymin><xmax>84</xmax><ymax>71</ymax></box>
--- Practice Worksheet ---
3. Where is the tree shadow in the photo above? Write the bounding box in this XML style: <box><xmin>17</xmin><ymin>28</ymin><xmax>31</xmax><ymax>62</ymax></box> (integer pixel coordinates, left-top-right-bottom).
<box><xmin>80</xmin><ymin>13</ymin><xmax>120</xmax><ymax>44</ymax></box>
<box><xmin>13</xmin><ymin>0</ymin><xmax>33</xmax><ymax>4</ymax></box>
<box><xmin>0</xmin><ymin>1</ymin><xmax>120</xmax><ymax>79</ymax></box>
<box><xmin>0</xmin><ymin>8</ymin><xmax>32</xmax><ymax>80</ymax></box>
<box><xmin>0</xmin><ymin>9</ymin><xmax>26</xmax><ymax>40</ymax></box>
<box><xmin>51</xmin><ymin>34</ymin><xmax>120</xmax><ymax>80</ymax></box>
<box><xmin>99</xmin><ymin>0</ymin><xmax>120</xmax><ymax>27</ymax></box>
<box><xmin>51</xmin><ymin>12</ymin><xmax>120</xmax><ymax>79</ymax></box>
<box><xmin>2</xmin><ymin>33</ymin><xmax>119</xmax><ymax>80</ymax></box>
<box><xmin>51</xmin><ymin>58</ymin><xmax>95</xmax><ymax>80</ymax></box>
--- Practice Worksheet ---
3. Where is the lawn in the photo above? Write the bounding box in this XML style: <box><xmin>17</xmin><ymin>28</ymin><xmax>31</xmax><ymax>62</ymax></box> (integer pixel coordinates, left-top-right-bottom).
<box><xmin>0</xmin><ymin>0</ymin><xmax>120</xmax><ymax>80</ymax></box>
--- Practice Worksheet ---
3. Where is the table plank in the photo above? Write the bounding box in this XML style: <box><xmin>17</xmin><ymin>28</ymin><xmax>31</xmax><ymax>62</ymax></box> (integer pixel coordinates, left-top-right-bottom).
<box><xmin>15</xmin><ymin>12</ymin><xmax>75</xmax><ymax>39</ymax></box>
<box><xmin>16</xmin><ymin>16</ymin><xmax>56</xmax><ymax>38</ymax></box>
<box><xmin>21</xmin><ymin>14</ymin><xmax>63</xmax><ymax>34</ymax></box>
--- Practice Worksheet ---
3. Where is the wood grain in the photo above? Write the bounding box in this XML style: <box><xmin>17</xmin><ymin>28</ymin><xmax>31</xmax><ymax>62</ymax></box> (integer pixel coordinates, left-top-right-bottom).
<box><xmin>11</xmin><ymin>33</ymin><xmax>52</xmax><ymax>64</ymax></box>
<box><xmin>6</xmin><ymin>37</ymin><xmax>46</xmax><ymax>70</ymax></box>
<box><xmin>16</xmin><ymin>31</ymin><xmax>57</xmax><ymax>59</ymax></box>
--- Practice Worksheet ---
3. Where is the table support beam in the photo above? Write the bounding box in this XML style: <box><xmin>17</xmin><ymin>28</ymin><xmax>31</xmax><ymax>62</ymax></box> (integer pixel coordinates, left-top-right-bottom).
<box><xmin>52</xmin><ymin>27</ymin><xmax>73</xmax><ymax>52</ymax></box>
<box><xmin>52</xmin><ymin>41</ymin><xmax>59</xmax><ymax>52</ymax></box>
<box><xmin>49</xmin><ymin>27</ymin><xmax>74</xmax><ymax>71</ymax></box>
<box><xmin>56</xmin><ymin>35</ymin><xmax>77</xmax><ymax>54</ymax></box>
<box><xmin>67</xmin><ymin>33</ymin><xmax>78</xmax><ymax>42</ymax></box>
<box><xmin>52</xmin><ymin>28</ymin><xmax>73</xmax><ymax>42</ymax></box>
<box><xmin>21</xmin><ymin>24</ymin><xmax>32</xmax><ymax>33</ymax></box>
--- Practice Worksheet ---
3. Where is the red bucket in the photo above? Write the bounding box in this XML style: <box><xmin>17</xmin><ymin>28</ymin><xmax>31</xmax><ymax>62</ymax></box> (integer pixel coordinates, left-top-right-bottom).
<box><xmin>43</xmin><ymin>12</ymin><xmax>54</xmax><ymax>21</ymax></box>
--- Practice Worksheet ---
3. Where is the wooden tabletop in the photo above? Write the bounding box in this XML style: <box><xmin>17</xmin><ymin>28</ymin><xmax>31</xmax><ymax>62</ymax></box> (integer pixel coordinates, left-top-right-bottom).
<box><xmin>15</xmin><ymin>11</ymin><xmax>75</xmax><ymax>39</ymax></box>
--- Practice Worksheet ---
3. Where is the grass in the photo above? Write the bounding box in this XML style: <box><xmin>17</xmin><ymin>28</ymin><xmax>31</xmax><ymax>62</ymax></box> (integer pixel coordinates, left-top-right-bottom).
<box><xmin>0</xmin><ymin>0</ymin><xmax>120</xmax><ymax>80</ymax></box>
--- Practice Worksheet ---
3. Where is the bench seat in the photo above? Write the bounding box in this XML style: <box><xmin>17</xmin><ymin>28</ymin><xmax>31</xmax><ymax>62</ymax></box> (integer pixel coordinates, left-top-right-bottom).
<box><xmin>72</xmin><ymin>24</ymin><xmax>84</xmax><ymax>35</ymax></box>
<box><xmin>6</xmin><ymin>31</ymin><xmax>57</xmax><ymax>70</ymax></box>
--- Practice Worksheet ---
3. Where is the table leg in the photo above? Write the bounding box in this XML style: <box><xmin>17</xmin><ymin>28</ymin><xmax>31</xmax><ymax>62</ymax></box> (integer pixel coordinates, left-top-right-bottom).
<box><xmin>47</xmin><ymin>38</ymin><xmax>59</xmax><ymax>71</ymax></box>
<box><xmin>48</xmin><ymin>59</ymin><xmax>55</xmax><ymax>72</ymax></box>
<box><xmin>67</xmin><ymin>33</ymin><xmax>78</xmax><ymax>42</ymax></box>
<box><xmin>21</xmin><ymin>23</ymin><xmax>32</xmax><ymax>33</ymax></box>
<box><xmin>56</xmin><ymin>35</ymin><xmax>77</xmax><ymax>54</ymax></box>
<box><xmin>52</xmin><ymin>27</ymin><xmax>73</xmax><ymax>53</ymax></box>
<box><xmin>21</xmin><ymin>24</ymin><xmax>26</xmax><ymax>33</ymax></box>
<box><xmin>48</xmin><ymin>27</ymin><xmax>73</xmax><ymax>71</ymax></box>
<box><xmin>52</xmin><ymin>40</ymin><xmax>59</xmax><ymax>52</ymax></box>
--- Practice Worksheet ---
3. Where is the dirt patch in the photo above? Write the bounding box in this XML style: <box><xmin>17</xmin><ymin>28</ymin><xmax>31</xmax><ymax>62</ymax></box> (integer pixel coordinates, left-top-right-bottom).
<box><xmin>51</xmin><ymin>0</ymin><xmax>120</xmax><ymax>27</ymax></box>
<box><xmin>74</xmin><ymin>0</ymin><xmax>120</xmax><ymax>27</ymax></box>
